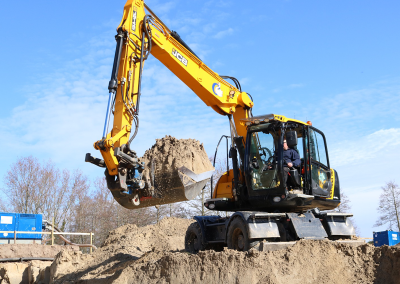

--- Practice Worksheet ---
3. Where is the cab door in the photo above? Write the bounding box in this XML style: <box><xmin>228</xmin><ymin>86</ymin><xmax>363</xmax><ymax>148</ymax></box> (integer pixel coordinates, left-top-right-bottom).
<box><xmin>244</xmin><ymin>127</ymin><xmax>282</xmax><ymax>197</ymax></box>
<box><xmin>304</xmin><ymin>126</ymin><xmax>332</xmax><ymax>197</ymax></box>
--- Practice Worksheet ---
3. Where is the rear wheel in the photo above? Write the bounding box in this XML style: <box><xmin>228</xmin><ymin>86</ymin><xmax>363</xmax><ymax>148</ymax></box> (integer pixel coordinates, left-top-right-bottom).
<box><xmin>185</xmin><ymin>222</ymin><xmax>206</xmax><ymax>253</ymax></box>
<box><xmin>227</xmin><ymin>218</ymin><xmax>253</xmax><ymax>251</ymax></box>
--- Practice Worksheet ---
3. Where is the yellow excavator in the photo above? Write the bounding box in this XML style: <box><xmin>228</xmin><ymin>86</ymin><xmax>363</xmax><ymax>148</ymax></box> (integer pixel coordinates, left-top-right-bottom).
<box><xmin>86</xmin><ymin>0</ymin><xmax>356</xmax><ymax>251</ymax></box>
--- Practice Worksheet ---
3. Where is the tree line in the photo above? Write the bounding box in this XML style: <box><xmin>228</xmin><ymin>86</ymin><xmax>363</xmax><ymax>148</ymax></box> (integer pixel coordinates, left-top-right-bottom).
<box><xmin>0</xmin><ymin>156</ymin><xmax>225</xmax><ymax>247</ymax></box>
<box><xmin>2</xmin><ymin>156</ymin><xmax>398</xmax><ymax>247</ymax></box>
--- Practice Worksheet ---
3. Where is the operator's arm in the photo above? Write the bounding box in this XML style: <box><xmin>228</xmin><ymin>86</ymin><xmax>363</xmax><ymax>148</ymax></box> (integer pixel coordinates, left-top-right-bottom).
<box><xmin>287</xmin><ymin>150</ymin><xmax>301</xmax><ymax>168</ymax></box>
<box><xmin>292</xmin><ymin>150</ymin><xmax>301</xmax><ymax>167</ymax></box>
<box><xmin>283</xmin><ymin>149</ymin><xmax>300</xmax><ymax>168</ymax></box>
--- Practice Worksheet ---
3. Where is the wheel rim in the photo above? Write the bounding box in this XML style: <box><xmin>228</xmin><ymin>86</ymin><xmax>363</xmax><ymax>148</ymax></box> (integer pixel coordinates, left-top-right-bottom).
<box><xmin>188</xmin><ymin>233</ymin><xmax>199</xmax><ymax>252</ymax></box>
<box><xmin>193</xmin><ymin>236</ymin><xmax>200</xmax><ymax>251</ymax></box>
<box><xmin>232</xmin><ymin>228</ymin><xmax>245</xmax><ymax>251</ymax></box>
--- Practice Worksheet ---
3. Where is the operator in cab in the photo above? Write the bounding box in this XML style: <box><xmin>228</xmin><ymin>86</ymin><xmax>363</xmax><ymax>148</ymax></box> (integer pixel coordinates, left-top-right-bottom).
<box><xmin>283</xmin><ymin>139</ymin><xmax>301</xmax><ymax>190</ymax></box>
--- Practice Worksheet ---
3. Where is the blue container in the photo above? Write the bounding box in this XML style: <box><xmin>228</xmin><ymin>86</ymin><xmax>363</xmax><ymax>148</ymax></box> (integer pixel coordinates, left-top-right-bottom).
<box><xmin>373</xmin><ymin>230</ymin><xmax>400</xmax><ymax>247</ymax></box>
<box><xmin>0</xmin><ymin>212</ymin><xmax>42</xmax><ymax>241</ymax></box>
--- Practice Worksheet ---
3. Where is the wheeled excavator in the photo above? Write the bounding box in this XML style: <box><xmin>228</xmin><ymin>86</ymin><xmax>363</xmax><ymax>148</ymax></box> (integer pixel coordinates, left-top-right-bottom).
<box><xmin>86</xmin><ymin>0</ymin><xmax>356</xmax><ymax>251</ymax></box>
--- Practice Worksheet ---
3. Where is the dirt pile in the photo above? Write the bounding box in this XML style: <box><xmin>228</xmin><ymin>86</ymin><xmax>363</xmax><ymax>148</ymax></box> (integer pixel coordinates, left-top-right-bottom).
<box><xmin>49</xmin><ymin>217</ymin><xmax>194</xmax><ymax>283</ymax></box>
<box><xmin>0</xmin><ymin>261</ymin><xmax>51</xmax><ymax>284</ymax></box>
<box><xmin>101</xmin><ymin>217</ymin><xmax>194</xmax><ymax>256</ymax></box>
<box><xmin>129</xmin><ymin>136</ymin><xmax>214</xmax><ymax>208</ymax></box>
<box><xmin>45</xmin><ymin>218</ymin><xmax>400</xmax><ymax>284</ymax></box>
<box><xmin>141</xmin><ymin>135</ymin><xmax>214</xmax><ymax>180</ymax></box>
<box><xmin>2</xmin><ymin>218</ymin><xmax>400</xmax><ymax>283</ymax></box>
<box><xmin>0</xmin><ymin>245</ymin><xmax>78</xmax><ymax>284</ymax></box>
<box><xmin>94</xmin><ymin>243</ymin><xmax>400</xmax><ymax>284</ymax></box>
<box><xmin>0</xmin><ymin>244</ymin><xmax>78</xmax><ymax>259</ymax></box>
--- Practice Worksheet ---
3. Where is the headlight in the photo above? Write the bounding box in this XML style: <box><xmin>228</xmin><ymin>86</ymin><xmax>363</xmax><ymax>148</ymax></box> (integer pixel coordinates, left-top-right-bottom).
<box><xmin>273</xmin><ymin>196</ymin><xmax>281</xmax><ymax>202</ymax></box>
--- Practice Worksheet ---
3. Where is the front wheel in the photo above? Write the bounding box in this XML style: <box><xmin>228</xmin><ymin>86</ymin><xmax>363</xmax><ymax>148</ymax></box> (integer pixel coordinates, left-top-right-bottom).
<box><xmin>227</xmin><ymin>218</ymin><xmax>255</xmax><ymax>251</ymax></box>
<box><xmin>185</xmin><ymin>222</ymin><xmax>206</xmax><ymax>253</ymax></box>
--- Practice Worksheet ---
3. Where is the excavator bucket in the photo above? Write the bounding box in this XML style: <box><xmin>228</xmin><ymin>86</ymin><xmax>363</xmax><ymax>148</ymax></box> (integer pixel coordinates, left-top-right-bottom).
<box><xmin>109</xmin><ymin>166</ymin><xmax>214</xmax><ymax>210</ymax></box>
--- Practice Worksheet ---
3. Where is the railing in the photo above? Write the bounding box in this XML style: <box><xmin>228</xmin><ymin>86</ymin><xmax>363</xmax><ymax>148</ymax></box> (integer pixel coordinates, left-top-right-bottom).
<box><xmin>0</xmin><ymin>230</ymin><xmax>95</xmax><ymax>253</ymax></box>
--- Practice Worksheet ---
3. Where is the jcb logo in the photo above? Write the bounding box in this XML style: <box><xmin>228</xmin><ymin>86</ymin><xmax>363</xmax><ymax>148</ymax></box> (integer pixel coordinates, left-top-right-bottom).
<box><xmin>131</xmin><ymin>10</ymin><xmax>137</xmax><ymax>31</ymax></box>
<box><xmin>172</xmin><ymin>49</ymin><xmax>188</xmax><ymax>66</ymax></box>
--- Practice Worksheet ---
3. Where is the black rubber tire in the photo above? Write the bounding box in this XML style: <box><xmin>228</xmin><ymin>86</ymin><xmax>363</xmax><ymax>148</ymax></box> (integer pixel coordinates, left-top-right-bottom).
<box><xmin>185</xmin><ymin>222</ymin><xmax>206</xmax><ymax>253</ymax></box>
<box><xmin>227</xmin><ymin>218</ymin><xmax>252</xmax><ymax>251</ymax></box>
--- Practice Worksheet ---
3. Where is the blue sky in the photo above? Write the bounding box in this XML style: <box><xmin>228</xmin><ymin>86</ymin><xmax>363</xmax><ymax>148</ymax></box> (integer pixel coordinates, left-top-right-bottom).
<box><xmin>1</xmin><ymin>0</ymin><xmax>399</xmax><ymax>238</ymax></box>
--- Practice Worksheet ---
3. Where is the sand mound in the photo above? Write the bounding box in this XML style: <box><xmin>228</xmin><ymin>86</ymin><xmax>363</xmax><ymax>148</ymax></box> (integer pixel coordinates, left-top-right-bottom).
<box><xmin>140</xmin><ymin>135</ymin><xmax>213</xmax><ymax>195</ymax></box>
<box><xmin>100</xmin><ymin>217</ymin><xmax>194</xmax><ymax>257</ymax></box>
<box><xmin>0</xmin><ymin>244</ymin><xmax>78</xmax><ymax>259</ymax></box>
<box><xmin>2</xmin><ymin>218</ymin><xmax>400</xmax><ymax>283</ymax></box>
<box><xmin>121</xmin><ymin>136</ymin><xmax>214</xmax><ymax>209</ymax></box>
<box><xmin>46</xmin><ymin>218</ymin><xmax>400</xmax><ymax>284</ymax></box>
<box><xmin>141</xmin><ymin>135</ymin><xmax>213</xmax><ymax>178</ymax></box>
<box><xmin>49</xmin><ymin>217</ymin><xmax>194</xmax><ymax>283</ymax></box>
<box><xmin>114</xmin><ymin>242</ymin><xmax>400</xmax><ymax>284</ymax></box>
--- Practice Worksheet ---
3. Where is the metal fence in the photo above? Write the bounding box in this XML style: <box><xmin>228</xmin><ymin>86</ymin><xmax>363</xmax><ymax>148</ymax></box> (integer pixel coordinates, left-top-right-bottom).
<box><xmin>0</xmin><ymin>230</ymin><xmax>95</xmax><ymax>253</ymax></box>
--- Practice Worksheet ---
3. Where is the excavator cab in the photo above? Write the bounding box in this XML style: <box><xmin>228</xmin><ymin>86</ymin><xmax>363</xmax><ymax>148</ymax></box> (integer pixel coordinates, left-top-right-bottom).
<box><xmin>197</xmin><ymin>116</ymin><xmax>356</xmax><ymax>250</ymax></box>
<box><xmin>208</xmin><ymin>114</ymin><xmax>340</xmax><ymax>213</ymax></box>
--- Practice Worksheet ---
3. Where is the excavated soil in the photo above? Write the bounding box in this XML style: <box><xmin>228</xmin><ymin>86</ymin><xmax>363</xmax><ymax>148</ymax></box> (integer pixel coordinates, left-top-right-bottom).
<box><xmin>1</xmin><ymin>218</ymin><xmax>400</xmax><ymax>284</ymax></box>
<box><xmin>46</xmin><ymin>218</ymin><xmax>400</xmax><ymax>284</ymax></box>
<box><xmin>140</xmin><ymin>135</ymin><xmax>213</xmax><ymax>180</ymax></box>
<box><xmin>0</xmin><ymin>245</ymin><xmax>78</xmax><ymax>284</ymax></box>
<box><xmin>128</xmin><ymin>136</ymin><xmax>214</xmax><ymax>208</ymax></box>
<box><xmin>0</xmin><ymin>244</ymin><xmax>78</xmax><ymax>259</ymax></box>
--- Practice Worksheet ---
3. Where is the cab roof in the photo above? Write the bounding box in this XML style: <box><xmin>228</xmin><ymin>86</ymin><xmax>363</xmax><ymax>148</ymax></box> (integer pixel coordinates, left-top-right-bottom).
<box><xmin>240</xmin><ymin>114</ymin><xmax>308</xmax><ymax>127</ymax></box>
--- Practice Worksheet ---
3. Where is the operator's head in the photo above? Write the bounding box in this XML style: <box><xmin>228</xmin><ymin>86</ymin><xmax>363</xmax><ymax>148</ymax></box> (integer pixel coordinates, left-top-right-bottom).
<box><xmin>283</xmin><ymin>139</ymin><xmax>289</xmax><ymax>150</ymax></box>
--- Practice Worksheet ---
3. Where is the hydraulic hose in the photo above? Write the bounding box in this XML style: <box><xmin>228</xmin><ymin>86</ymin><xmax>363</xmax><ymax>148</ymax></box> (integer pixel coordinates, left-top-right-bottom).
<box><xmin>0</xmin><ymin>257</ymin><xmax>54</xmax><ymax>262</ymax></box>
<box><xmin>211</xmin><ymin>135</ymin><xmax>230</xmax><ymax>197</ymax></box>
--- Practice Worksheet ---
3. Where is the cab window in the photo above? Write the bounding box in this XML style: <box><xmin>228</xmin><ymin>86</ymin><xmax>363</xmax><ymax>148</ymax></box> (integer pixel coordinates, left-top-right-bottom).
<box><xmin>249</xmin><ymin>131</ymin><xmax>277</xmax><ymax>190</ymax></box>
<box><xmin>309</xmin><ymin>129</ymin><xmax>328</xmax><ymax>167</ymax></box>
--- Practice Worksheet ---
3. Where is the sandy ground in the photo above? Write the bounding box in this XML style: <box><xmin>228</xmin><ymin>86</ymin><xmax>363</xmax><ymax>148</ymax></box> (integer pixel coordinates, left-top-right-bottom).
<box><xmin>0</xmin><ymin>244</ymin><xmax>78</xmax><ymax>259</ymax></box>
<box><xmin>1</xmin><ymin>218</ymin><xmax>400</xmax><ymax>284</ymax></box>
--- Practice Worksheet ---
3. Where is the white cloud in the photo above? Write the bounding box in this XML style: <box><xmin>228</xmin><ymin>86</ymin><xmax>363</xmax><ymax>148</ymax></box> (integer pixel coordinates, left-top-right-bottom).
<box><xmin>213</xmin><ymin>28</ymin><xmax>234</xmax><ymax>39</ymax></box>
<box><xmin>310</xmin><ymin>81</ymin><xmax>400</xmax><ymax>141</ymax></box>
<box><xmin>328</xmin><ymin>128</ymin><xmax>400</xmax><ymax>237</ymax></box>
<box><xmin>330</xmin><ymin>128</ymin><xmax>400</xmax><ymax>167</ymax></box>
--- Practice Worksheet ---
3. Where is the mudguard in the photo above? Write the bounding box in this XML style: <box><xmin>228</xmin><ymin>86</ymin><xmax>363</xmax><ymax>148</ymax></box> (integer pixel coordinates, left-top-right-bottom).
<box><xmin>320</xmin><ymin>212</ymin><xmax>356</xmax><ymax>237</ymax></box>
<box><xmin>193</xmin><ymin>215</ymin><xmax>223</xmax><ymax>244</ymax></box>
<box><xmin>226</xmin><ymin>212</ymin><xmax>285</xmax><ymax>241</ymax></box>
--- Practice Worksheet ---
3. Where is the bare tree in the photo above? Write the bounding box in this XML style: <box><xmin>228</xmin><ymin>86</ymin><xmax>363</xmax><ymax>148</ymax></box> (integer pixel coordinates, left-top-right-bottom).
<box><xmin>2</xmin><ymin>156</ymin><xmax>41</xmax><ymax>214</ymax></box>
<box><xmin>336</xmin><ymin>192</ymin><xmax>352</xmax><ymax>212</ymax></box>
<box><xmin>70</xmin><ymin>177</ymin><xmax>158</xmax><ymax>247</ymax></box>
<box><xmin>328</xmin><ymin>191</ymin><xmax>359</xmax><ymax>235</ymax></box>
<box><xmin>374</xmin><ymin>181</ymin><xmax>400</xmax><ymax>231</ymax></box>
<box><xmin>0</xmin><ymin>198</ymin><xmax>6</xmax><ymax>212</ymax></box>
<box><xmin>1</xmin><ymin>156</ymin><xmax>89</xmax><ymax>230</ymax></box>
<box><xmin>167</xmin><ymin>202</ymin><xmax>191</xmax><ymax>218</ymax></box>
